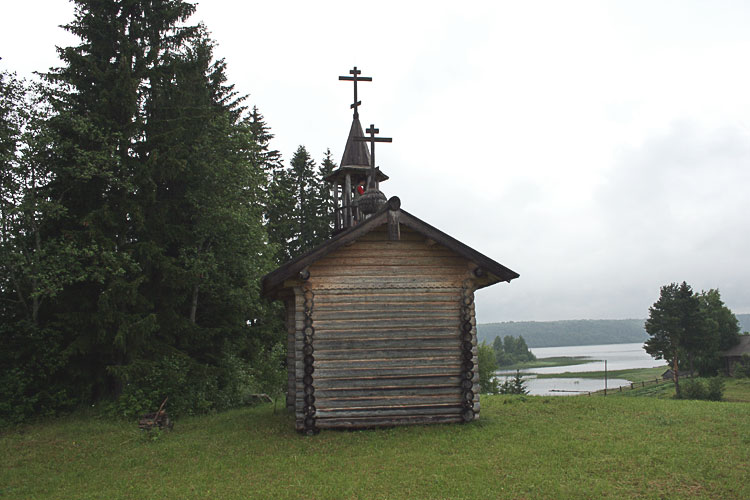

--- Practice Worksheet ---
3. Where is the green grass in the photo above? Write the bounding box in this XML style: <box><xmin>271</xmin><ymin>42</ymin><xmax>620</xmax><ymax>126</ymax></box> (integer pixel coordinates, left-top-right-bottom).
<box><xmin>500</xmin><ymin>356</ymin><xmax>593</xmax><ymax>370</ymax></box>
<box><xmin>535</xmin><ymin>365</ymin><xmax>668</xmax><ymax>383</ymax></box>
<box><xmin>723</xmin><ymin>377</ymin><xmax>750</xmax><ymax>402</ymax></box>
<box><xmin>2</xmin><ymin>396</ymin><xmax>749</xmax><ymax>499</ymax></box>
<box><xmin>614</xmin><ymin>377</ymin><xmax>750</xmax><ymax>402</ymax></box>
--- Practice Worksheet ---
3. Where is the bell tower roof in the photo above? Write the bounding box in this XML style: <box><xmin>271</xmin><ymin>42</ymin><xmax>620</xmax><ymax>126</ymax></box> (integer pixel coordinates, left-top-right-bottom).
<box><xmin>340</xmin><ymin>117</ymin><xmax>371</xmax><ymax>168</ymax></box>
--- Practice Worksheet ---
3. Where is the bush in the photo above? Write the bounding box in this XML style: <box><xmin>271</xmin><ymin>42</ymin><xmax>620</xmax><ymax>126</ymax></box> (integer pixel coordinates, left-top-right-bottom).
<box><xmin>678</xmin><ymin>377</ymin><xmax>724</xmax><ymax>401</ymax></box>
<box><xmin>499</xmin><ymin>370</ymin><xmax>529</xmax><ymax>395</ymax></box>
<box><xmin>477</xmin><ymin>342</ymin><xmax>500</xmax><ymax>394</ymax></box>
<box><xmin>707</xmin><ymin>377</ymin><xmax>725</xmax><ymax>401</ymax></box>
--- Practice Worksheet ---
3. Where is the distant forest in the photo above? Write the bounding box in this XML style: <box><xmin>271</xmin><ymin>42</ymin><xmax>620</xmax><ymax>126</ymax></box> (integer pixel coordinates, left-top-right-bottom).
<box><xmin>478</xmin><ymin>314</ymin><xmax>750</xmax><ymax>348</ymax></box>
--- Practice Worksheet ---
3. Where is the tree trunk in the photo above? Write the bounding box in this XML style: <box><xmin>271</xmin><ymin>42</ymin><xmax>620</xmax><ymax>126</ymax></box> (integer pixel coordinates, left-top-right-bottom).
<box><xmin>190</xmin><ymin>284</ymin><xmax>198</xmax><ymax>324</ymax></box>
<box><xmin>673</xmin><ymin>350</ymin><xmax>680</xmax><ymax>398</ymax></box>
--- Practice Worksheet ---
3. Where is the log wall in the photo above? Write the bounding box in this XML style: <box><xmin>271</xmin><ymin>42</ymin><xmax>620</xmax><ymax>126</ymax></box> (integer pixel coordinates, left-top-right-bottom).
<box><xmin>290</xmin><ymin>226</ymin><xmax>480</xmax><ymax>431</ymax></box>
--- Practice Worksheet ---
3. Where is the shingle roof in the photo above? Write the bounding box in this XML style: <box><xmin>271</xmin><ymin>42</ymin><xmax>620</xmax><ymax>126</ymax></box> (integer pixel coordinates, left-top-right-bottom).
<box><xmin>721</xmin><ymin>335</ymin><xmax>750</xmax><ymax>357</ymax></box>
<box><xmin>261</xmin><ymin>196</ymin><xmax>519</xmax><ymax>298</ymax></box>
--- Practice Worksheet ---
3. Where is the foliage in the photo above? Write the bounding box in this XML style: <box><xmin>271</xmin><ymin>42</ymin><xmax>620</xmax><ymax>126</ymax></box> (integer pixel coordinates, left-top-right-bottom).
<box><xmin>477</xmin><ymin>341</ymin><xmax>499</xmax><ymax>394</ymax></box>
<box><xmin>645</xmin><ymin>283</ymin><xmax>741</xmax><ymax>398</ymax></box>
<box><xmin>499</xmin><ymin>370</ymin><xmax>529</xmax><ymax>395</ymax></box>
<box><xmin>645</xmin><ymin>282</ymin><xmax>706</xmax><ymax>396</ymax></box>
<box><xmin>0</xmin><ymin>1</ymin><xmax>285</xmax><ymax>423</ymax></box>
<box><xmin>678</xmin><ymin>377</ymin><xmax>724</xmax><ymax>401</ymax></box>
<box><xmin>693</xmin><ymin>289</ymin><xmax>741</xmax><ymax>375</ymax></box>
<box><xmin>492</xmin><ymin>334</ymin><xmax>536</xmax><ymax>366</ymax></box>
<box><xmin>266</xmin><ymin>145</ymin><xmax>335</xmax><ymax>264</ymax></box>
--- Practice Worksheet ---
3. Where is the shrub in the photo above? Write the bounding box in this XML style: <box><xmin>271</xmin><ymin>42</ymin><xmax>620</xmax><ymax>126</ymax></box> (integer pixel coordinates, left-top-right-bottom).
<box><xmin>477</xmin><ymin>342</ymin><xmax>500</xmax><ymax>394</ymax></box>
<box><xmin>678</xmin><ymin>377</ymin><xmax>724</xmax><ymax>401</ymax></box>
<box><xmin>707</xmin><ymin>377</ymin><xmax>725</xmax><ymax>401</ymax></box>
<box><xmin>499</xmin><ymin>370</ymin><xmax>529</xmax><ymax>395</ymax></box>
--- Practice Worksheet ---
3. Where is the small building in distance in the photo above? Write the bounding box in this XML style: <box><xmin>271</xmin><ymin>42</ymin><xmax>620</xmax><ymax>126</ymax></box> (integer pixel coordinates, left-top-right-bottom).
<box><xmin>721</xmin><ymin>335</ymin><xmax>750</xmax><ymax>376</ymax></box>
<box><xmin>261</xmin><ymin>68</ymin><xmax>519</xmax><ymax>433</ymax></box>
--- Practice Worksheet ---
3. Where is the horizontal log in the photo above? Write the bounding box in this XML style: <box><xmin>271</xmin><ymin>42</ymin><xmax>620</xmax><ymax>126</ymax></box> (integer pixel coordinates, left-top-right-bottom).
<box><xmin>309</xmin><ymin>394</ymin><xmax>463</xmax><ymax>409</ymax></box>
<box><xmin>315</xmin><ymin>288</ymin><xmax>461</xmax><ymax>298</ymax></box>
<box><xmin>310</xmin><ymin>265</ymin><xmax>468</xmax><ymax>278</ymax></box>
<box><xmin>315</xmin><ymin>405</ymin><xmax>464</xmax><ymax>419</ymax></box>
<box><xmin>298</xmin><ymin>356</ymin><xmax>462</xmax><ymax>370</ymax></box>
<box><xmin>296</xmin><ymin>348</ymin><xmax>470</xmax><ymax>361</ymax></box>
<box><xmin>300</xmin><ymin>317</ymin><xmax>459</xmax><ymax>330</ymax></box>
<box><xmin>312</xmin><ymin>375</ymin><xmax>464</xmax><ymax>390</ymax></box>
<box><xmin>299</xmin><ymin>386</ymin><xmax>461</xmax><ymax>399</ymax></box>
<box><xmin>295</xmin><ymin>329</ymin><xmax>461</xmax><ymax>343</ymax></box>
<box><xmin>313</xmin><ymin>414</ymin><xmax>463</xmax><ymax>429</ymax></box>
<box><xmin>312</xmin><ymin>337</ymin><xmax>461</xmax><ymax>352</ymax></box>
<box><xmin>312</xmin><ymin>365</ymin><xmax>462</xmax><ymax>379</ymax></box>
<box><xmin>312</xmin><ymin>308</ymin><xmax>459</xmax><ymax>320</ymax></box>
<box><xmin>309</xmin><ymin>276</ymin><xmax>463</xmax><ymax>288</ymax></box>
<box><xmin>298</xmin><ymin>330</ymin><xmax>462</xmax><ymax>343</ymax></box>
<box><xmin>311</xmin><ymin>256</ymin><xmax>468</xmax><ymax>268</ymax></box>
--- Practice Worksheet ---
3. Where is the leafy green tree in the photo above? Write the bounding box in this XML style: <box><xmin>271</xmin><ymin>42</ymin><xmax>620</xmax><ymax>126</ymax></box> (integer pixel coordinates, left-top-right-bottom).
<box><xmin>0</xmin><ymin>71</ymin><xmax>79</xmax><ymax>422</ymax></box>
<box><xmin>477</xmin><ymin>341</ymin><xmax>500</xmax><ymax>394</ymax></box>
<box><xmin>694</xmin><ymin>289</ymin><xmax>741</xmax><ymax>375</ymax></box>
<box><xmin>645</xmin><ymin>282</ymin><xmax>707</xmax><ymax>397</ymax></box>
<box><xmin>492</xmin><ymin>334</ymin><xmax>536</xmax><ymax>367</ymax></box>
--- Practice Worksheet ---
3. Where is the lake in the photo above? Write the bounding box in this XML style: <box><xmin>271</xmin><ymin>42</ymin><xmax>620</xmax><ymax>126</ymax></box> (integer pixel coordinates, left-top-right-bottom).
<box><xmin>494</xmin><ymin>342</ymin><xmax>667</xmax><ymax>396</ymax></box>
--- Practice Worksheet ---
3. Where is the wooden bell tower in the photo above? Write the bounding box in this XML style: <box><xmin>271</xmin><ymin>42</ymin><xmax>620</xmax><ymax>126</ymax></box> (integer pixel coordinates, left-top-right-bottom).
<box><xmin>325</xmin><ymin>67</ymin><xmax>390</xmax><ymax>233</ymax></box>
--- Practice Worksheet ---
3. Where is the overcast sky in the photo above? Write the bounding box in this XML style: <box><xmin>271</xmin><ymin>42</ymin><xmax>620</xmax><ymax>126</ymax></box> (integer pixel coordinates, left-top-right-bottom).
<box><xmin>3</xmin><ymin>1</ymin><xmax>750</xmax><ymax>323</ymax></box>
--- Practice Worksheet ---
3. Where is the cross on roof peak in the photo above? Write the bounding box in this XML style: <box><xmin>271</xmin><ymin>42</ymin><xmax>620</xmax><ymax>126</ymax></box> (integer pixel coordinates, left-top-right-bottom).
<box><xmin>338</xmin><ymin>66</ymin><xmax>372</xmax><ymax>119</ymax></box>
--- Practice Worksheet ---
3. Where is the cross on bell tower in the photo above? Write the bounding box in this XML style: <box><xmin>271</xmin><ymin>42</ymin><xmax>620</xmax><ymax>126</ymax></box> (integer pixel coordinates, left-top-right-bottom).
<box><xmin>325</xmin><ymin>67</ymin><xmax>392</xmax><ymax>232</ymax></box>
<box><xmin>338</xmin><ymin>66</ymin><xmax>372</xmax><ymax>119</ymax></box>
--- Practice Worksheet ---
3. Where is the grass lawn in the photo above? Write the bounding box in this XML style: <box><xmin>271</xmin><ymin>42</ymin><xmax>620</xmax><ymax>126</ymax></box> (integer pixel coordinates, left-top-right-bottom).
<box><xmin>535</xmin><ymin>365</ymin><xmax>667</xmax><ymax>383</ymax></box>
<box><xmin>2</xmin><ymin>396</ymin><xmax>749</xmax><ymax>499</ymax></box>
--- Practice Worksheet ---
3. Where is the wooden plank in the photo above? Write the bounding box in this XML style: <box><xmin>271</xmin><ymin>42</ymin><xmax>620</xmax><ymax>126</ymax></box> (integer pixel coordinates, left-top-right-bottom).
<box><xmin>309</xmin><ymin>276</ymin><xmax>463</xmax><ymax>288</ymax></box>
<box><xmin>311</xmin><ymin>255</ymin><xmax>468</xmax><ymax>268</ymax></box>
<box><xmin>302</xmin><ymin>386</ymin><xmax>461</xmax><ymax>399</ymax></box>
<box><xmin>310</xmin><ymin>394</ymin><xmax>462</xmax><ymax>408</ymax></box>
<box><xmin>313</xmin><ymin>302</ymin><xmax>459</xmax><ymax>314</ymax></box>
<box><xmin>310</xmin><ymin>265</ymin><xmax>468</xmax><ymax>277</ymax></box>
<box><xmin>299</xmin><ymin>329</ymin><xmax>461</xmax><ymax>342</ymax></box>
<box><xmin>315</xmin><ymin>405</ymin><xmax>463</xmax><ymax>419</ymax></box>
<box><xmin>312</xmin><ymin>365</ymin><xmax>462</xmax><ymax>379</ymax></box>
<box><xmin>315</xmin><ymin>414</ymin><xmax>463</xmax><ymax>429</ymax></box>
<box><xmin>312</xmin><ymin>337</ymin><xmax>461</xmax><ymax>351</ymax></box>
<box><xmin>313</xmin><ymin>375</ymin><xmax>463</xmax><ymax>390</ymax></box>
<box><xmin>301</xmin><ymin>356</ymin><xmax>461</xmax><ymax>370</ymax></box>
<box><xmin>313</xmin><ymin>307</ymin><xmax>459</xmax><ymax>319</ymax></box>
<box><xmin>295</xmin><ymin>324</ymin><xmax>460</xmax><ymax>337</ymax></box>
<box><xmin>313</xmin><ymin>288</ymin><xmax>461</xmax><ymax>298</ymax></box>
<box><xmin>300</xmin><ymin>348</ymin><xmax>467</xmax><ymax>361</ymax></box>
<box><xmin>306</xmin><ymin>316</ymin><xmax>459</xmax><ymax>330</ymax></box>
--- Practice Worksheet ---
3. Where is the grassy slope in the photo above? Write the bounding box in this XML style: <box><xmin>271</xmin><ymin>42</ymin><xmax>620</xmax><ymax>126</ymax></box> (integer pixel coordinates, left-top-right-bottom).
<box><xmin>2</xmin><ymin>397</ymin><xmax>749</xmax><ymax>500</ymax></box>
<box><xmin>534</xmin><ymin>366</ymin><xmax>667</xmax><ymax>383</ymax></box>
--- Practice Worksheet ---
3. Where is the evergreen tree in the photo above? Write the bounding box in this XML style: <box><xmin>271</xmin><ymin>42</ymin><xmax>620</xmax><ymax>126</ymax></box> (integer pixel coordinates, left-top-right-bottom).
<box><xmin>314</xmin><ymin>149</ymin><xmax>336</xmax><ymax>242</ymax></box>
<box><xmin>645</xmin><ymin>282</ymin><xmax>707</xmax><ymax>397</ymax></box>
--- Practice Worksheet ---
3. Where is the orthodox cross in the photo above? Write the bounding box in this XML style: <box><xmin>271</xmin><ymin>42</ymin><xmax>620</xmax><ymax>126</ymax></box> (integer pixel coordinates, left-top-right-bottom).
<box><xmin>355</xmin><ymin>124</ymin><xmax>392</xmax><ymax>188</ymax></box>
<box><xmin>338</xmin><ymin>66</ymin><xmax>372</xmax><ymax>119</ymax></box>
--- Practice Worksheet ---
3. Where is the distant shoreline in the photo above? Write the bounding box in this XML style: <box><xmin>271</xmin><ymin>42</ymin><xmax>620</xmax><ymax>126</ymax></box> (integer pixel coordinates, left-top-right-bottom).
<box><xmin>479</xmin><ymin>314</ymin><xmax>750</xmax><ymax>348</ymax></box>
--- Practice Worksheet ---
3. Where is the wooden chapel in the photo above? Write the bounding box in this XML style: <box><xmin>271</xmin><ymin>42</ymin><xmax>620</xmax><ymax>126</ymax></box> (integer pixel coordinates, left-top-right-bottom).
<box><xmin>261</xmin><ymin>67</ymin><xmax>519</xmax><ymax>434</ymax></box>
